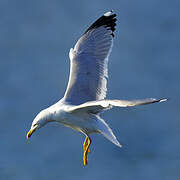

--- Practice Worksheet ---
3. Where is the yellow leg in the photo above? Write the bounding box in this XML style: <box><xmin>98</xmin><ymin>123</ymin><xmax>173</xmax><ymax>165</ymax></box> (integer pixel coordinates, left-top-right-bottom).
<box><xmin>83</xmin><ymin>136</ymin><xmax>92</xmax><ymax>166</ymax></box>
<box><xmin>83</xmin><ymin>136</ymin><xmax>90</xmax><ymax>153</ymax></box>
<box><xmin>83</xmin><ymin>137</ymin><xmax>89</xmax><ymax>164</ymax></box>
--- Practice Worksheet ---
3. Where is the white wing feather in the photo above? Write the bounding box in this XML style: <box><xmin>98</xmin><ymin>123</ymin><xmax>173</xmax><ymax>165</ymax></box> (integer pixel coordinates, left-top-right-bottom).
<box><xmin>63</xmin><ymin>12</ymin><xmax>116</xmax><ymax>105</ymax></box>
<box><xmin>66</xmin><ymin>98</ymin><xmax>167</xmax><ymax>113</ymax></box>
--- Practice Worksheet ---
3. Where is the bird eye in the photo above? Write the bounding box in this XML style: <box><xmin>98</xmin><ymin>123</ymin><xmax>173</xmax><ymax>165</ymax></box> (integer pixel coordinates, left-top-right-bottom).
<box><xmin>33</xmin><ymin>123</ymin><xmax>37</xmax><ymax>127</ymax></box>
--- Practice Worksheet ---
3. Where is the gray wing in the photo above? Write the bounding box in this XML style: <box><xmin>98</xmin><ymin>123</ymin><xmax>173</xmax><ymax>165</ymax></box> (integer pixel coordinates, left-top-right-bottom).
<box><xmin>63</xmin><ymin>11</ymin><xmax>117</xmax><ymax>105</ymax></box>
<box><xmin>66</xmin><ymin>98</ymin><xmax>167</xmax><ymax>113</ymax></box>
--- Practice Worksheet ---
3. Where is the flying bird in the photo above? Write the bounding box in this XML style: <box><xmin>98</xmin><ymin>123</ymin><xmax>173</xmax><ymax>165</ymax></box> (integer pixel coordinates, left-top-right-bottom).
<box><xmin>27</xmin><ymin>11</ymin><xmax>167</xmax><ymax>166</ymax></box>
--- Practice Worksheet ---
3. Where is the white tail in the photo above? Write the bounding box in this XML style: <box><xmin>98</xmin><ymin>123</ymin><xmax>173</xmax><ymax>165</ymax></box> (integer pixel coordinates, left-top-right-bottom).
<box><xmin>96</xmin><ymin>115</ymin><xmax>122</xmax><ymax>148</ymax></box>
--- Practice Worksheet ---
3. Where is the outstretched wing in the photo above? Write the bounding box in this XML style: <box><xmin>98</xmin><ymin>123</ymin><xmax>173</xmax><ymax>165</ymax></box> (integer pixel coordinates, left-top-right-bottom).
<box><xmin>66</xmin><ymin>98</ymin><xmax>167</xmax><ymax>113</ymax></box>
<box><xmin>63</xmin><ymin>11</ymin><xmax>117</xmax><ymax>105</ymax></box>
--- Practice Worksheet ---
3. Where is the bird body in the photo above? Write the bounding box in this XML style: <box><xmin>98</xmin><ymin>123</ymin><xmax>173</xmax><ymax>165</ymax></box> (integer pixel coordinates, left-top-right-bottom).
<box><xmin>27</xmin><ymin>11</ymin><xmax>167</xmax><ymax>165</ymax></box>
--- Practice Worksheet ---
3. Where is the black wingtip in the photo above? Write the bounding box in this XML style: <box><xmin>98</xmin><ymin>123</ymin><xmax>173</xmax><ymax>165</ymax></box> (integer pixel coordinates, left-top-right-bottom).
<box><xmin>84</xmin><ymin>11</ymin><xmax>117</xmax><ymax>37</ymax></box>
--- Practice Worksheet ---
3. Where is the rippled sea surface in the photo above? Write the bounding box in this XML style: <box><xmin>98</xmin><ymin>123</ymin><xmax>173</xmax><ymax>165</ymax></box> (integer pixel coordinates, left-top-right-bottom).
<box><xmin>1</xmin><ymin>0</ymin><xmax>180</xmax><ymax>179</ymax></box>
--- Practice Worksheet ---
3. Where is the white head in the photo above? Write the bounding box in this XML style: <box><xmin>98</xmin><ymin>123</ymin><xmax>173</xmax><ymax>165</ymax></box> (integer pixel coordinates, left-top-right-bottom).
<box><xmin>26</xmin><ymin>109</ymin><xmax>51</xmax><ymax>139</ymax></box>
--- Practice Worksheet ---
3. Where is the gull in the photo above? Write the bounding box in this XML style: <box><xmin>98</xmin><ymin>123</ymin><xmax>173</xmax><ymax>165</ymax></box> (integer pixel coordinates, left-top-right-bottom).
<box><xmin>27</xmin><ymin>11</ymin><xmax>167</xmax><ymax>166</ymax></box>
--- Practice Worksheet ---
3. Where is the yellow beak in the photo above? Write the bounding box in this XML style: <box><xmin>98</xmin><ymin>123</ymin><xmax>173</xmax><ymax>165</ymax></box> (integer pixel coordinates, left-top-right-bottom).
<box><xmin>26</xmin><ymin>128</ymin><xmax>36</xmax><ymax>139</ymax></box>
